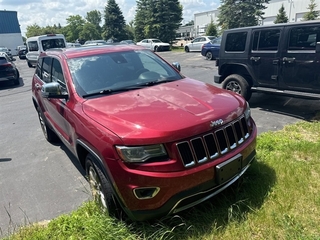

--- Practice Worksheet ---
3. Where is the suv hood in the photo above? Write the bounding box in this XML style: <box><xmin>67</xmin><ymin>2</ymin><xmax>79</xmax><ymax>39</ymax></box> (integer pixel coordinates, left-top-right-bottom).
<box><xmin>82</xmin><ymin>78</ymin><xmax>245</xmax><ymax>144</ymax></box>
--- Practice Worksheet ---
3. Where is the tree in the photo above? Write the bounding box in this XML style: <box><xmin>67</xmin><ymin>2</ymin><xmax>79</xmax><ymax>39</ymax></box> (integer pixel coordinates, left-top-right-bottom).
<box><xmin>274</xmin><ymin>4</ymin><xmax>288</xmax><ymax>23</ymax></box>
<box><xmin>206</xmin><ymin>21</ymin><xmax>218</xmax><ymax>36</ymax></box>
<box><xmin>86</xmin><ymin>10</ymin><xmax>102</xmax><ymax>37</ymax></box>
<box><xmin>26</xmin><ymin>24</ymin><xmax>43</xmax><ymax>37</ymax></box>
<box><xmin>134</xmin><ymin>0</ymin><xmax>182</xmax><ymax>43</ymax></box>
<box><xmin>79</xmin><ymin>22</ymin><xmax>101</xmax><ymax>41</ymax></box>
<box><xmin>63</xmin><ymin>15</ymin><xmax>86</xmax><ymax>42</ymax></box>
<box><xmin>303</xmin><ymin>0</ymin><xmax>319</xmax><ymax>21</ymax></box>
<box><xmin>218</xmin><ymin>0</ymin><xmax>270</xmax><ymax>31</ymax></box>
<box><xmin>102</xmin><ymin>0</ymin><xmax>127</xmax><ymax>41</ymax></box>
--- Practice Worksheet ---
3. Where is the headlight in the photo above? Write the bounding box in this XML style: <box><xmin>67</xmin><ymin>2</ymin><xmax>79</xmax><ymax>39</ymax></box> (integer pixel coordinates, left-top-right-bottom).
<box><xmin>116</xmin><ymin>144</ymin><xmax>167</xmax><ymax>162</ymax></box>
<box><xmin>244</xmin><ymin>101</ymin><xmax>251</xmax><ymax>121</ymax></box>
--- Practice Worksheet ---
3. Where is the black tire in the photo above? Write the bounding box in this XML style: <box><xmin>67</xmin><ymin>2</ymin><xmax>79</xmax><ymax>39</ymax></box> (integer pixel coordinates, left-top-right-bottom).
<box><xmin>27</xmin><ymin>61</ymin><xmax>33</xmax><ymax>68</ymax></box>
<box><xmin>13</xmin><ymin>70</ymin><xmax>20</xmax><ymax>85</ymax></box>
<box><xmin>205</xmin><ymin>51</ymin><xmax>213</xmax><ymax>60</ymax></box>
<box><xmin>184</xmin><ymin>46</ymin><xmax>190</xmax><ymax>52</ymax></box>
<box><xmin>222</xmin><ymin>74</ymin><xmax>252</xmax><ymax>101</ymax></box>
<box><xmin>85</xmin><ymin>154</ymin><xmax>123</xmax><ymax>219</ymax></box>
<box><xmin>36</xmin><ymin>107</ymin><xmax>59</xmax><ymax>143</ymax></box>
<box><xmin>154</xmin><ymin>46</ymin><xmax>159</xmax><ymax>52</ymax></box>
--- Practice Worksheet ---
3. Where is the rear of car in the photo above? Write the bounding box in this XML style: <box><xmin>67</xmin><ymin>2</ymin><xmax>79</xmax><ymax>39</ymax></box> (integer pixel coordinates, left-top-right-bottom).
<box><xmin>201</xmin><ymin>37</ymin><xmax>221</xmax><ymax>60</ymax></box>
<box><xmin>26</xmin><ymin>34</ymin><xmax>67</xmax><ymax>68</ymax></box>
<box><xmin>0</xmin><ymin>53</ymin><xmax>19</xmax><ymax>85</ymax></box>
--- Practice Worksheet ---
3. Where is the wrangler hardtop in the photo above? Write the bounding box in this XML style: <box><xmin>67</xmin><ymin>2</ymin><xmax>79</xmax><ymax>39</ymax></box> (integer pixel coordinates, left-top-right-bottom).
<box><xmin>214</xmin><ymin>20</ymin><xmax>320</xmax><ymax>100</ymax></box>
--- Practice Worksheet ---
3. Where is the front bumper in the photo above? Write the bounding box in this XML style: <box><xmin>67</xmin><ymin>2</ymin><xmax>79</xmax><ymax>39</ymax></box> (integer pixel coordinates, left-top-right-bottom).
<box><xmin>214</xmin><ymin>74</ymin><xmax>223</xmax><ymax>84</ymax></box>
<box><xmin>110</xmin><ymin>122</ymin><xmax>257</xmax><ymax>221</ymax></box>
<box><xmin>129</xmin><ymin>150</ymin><xmax>255</xmax><ymax>221</ymax></box>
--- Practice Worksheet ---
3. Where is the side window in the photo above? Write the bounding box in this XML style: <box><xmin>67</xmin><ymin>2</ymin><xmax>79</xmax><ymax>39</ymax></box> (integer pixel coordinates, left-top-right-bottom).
<box><xmin>42</xmin><ymin>57</ymin><xmax>52</xmax><ymax>83</ymax></box>
<box><xmin>35</xmin><ymin>58</ymin><xmax>43</xmax><ymax>78</ymax></box>
<box><xmin>288</xmin><ymin>26</ymin><xmax>320</xmax><ymax>50</ymax></box>
<box><xmin>52</xmin><ymin>58</ymin><xmax>66</xmax><ymax>90</ymax></box>
<box><xmin>27</xmin><ymin>41</ymin><xmax>38</xmax><ymax>51</ymax></box>
<box><xmin>225</xmin><ymin>32</ymin><xmax>247</xmax><ymax>52</ymax></box>
<box><xmin>252</xmin><ymin>29</ymin><xmax>281</xmax><ymax>51</ymax></box>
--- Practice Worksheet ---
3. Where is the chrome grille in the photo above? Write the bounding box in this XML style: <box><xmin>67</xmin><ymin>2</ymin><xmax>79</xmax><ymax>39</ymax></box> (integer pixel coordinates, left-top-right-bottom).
<box><xmin>176</xmin><ymin>115</ymin><xmax>250</xmax><ymax>167</ymax></box>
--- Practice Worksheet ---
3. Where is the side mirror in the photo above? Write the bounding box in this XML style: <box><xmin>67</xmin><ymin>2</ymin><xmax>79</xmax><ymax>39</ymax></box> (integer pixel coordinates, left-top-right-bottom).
<box><xmin>172</xmin><ymin>62</ymin><xmax>181</xmax><ymax>72</ymax></box>
<box><xmin>316</xmin><ymin>42</ymin><xmax>320</xmax><ymax>53</ymax></box>
<box><xmin>41</xmin><ymin>82</ymin><xmax>68</xmax><ymax>100</ymax></box>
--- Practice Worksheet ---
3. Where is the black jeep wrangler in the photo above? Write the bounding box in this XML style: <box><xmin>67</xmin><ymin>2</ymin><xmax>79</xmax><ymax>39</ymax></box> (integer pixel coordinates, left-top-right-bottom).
<box><xmin>214</xmin><ymin>20</ymin><xmax>320</xmax><ymax>101</ymax></box>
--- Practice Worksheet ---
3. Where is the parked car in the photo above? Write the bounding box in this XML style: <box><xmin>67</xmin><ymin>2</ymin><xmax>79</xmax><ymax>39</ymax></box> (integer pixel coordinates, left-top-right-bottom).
<box><xmin>0</xmin><ymin>52</ymin><xmax>19</xmax><ymax>85</ymax></box>
<box><xmin>26</xmin><ymin>34</ymin><xmax>67</xmax><ymax>68</ymax></box>
<box><xmin>184</xmin><ymin>36</ymin><xmax>215</xmax><ymax>52</ymax></box>
<box><xmin>201</xmin><ymin>37</ymin><xmax>221</xmax><ymax>60</ymax></box>
<box><xmin>83</xmin><ymin>40</ymin><xmax>108</xmax><ymax>46</ymax></box>
<box><xmin>136</xmin><ymin>39</ymin><xmax>170</xmax><ymax>52</ymax></box>
<box><xmin>0</xmin><ymin>46</ymin><xmax>13</xmax><ymax>60</ymax></box>
<box><xmin>32</xmin><ymin>44</ymin><xmax>257</xmax><ymax>221</ymax></box>
<box><xmin>17</xmin><ymin>45</ymin><xmax>27</xmax><ymax>59</ymax></box>
<box><xmin>120</xmin><ymin>40</ymin><xmax>136</xmax><ymax>45</ymax></box>
<box><xmin>66</xmin><ymin>42</ymin><xmax>82</xmax><ymax>48</ymax></box>
<box><xmin>214</xmin><ymin>20</ymin><xmax>320</xmax><ymax>101</ymax></box>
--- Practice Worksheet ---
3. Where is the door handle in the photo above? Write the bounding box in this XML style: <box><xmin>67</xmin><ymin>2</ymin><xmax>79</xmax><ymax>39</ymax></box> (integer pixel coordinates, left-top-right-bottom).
<box><xmin>250</xmin><ymin>56</ymin><xmax>261</xmax><ymax>62</ymax></box>
<box><xmin>282</xmin><ymin>57</ymin><xmax>295</xmax><ymax>64</ymax></box>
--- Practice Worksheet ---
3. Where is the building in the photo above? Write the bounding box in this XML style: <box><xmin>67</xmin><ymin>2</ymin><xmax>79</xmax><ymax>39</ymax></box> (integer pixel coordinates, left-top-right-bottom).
<box><xmin>188</xmin><ymin>0</ymin><xmax>320</xmax><ymax>36</ymax></box>
<box><xmin>0</xmin><ymin>10</ymin><xmax>24</xmax><ymax>55</ymax></box>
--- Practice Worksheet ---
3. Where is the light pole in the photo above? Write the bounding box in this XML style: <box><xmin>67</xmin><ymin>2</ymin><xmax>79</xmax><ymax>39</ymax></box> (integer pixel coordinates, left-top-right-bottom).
<box><xmin>288</xmin><ymin>0</ymin><xmax>293</xmax><ymax>22</ymax></box>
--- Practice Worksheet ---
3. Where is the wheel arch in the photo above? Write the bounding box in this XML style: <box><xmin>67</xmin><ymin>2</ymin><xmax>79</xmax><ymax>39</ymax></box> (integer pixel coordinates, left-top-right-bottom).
<box><xmin>76</xmin><ymin>139</ymin><xmax>132</xmax><ymax>218</ymax></box>
<box><xmin>220</xmin><ymin>64</ymin><xmax>253</xmax><ymax>87</ymax></box>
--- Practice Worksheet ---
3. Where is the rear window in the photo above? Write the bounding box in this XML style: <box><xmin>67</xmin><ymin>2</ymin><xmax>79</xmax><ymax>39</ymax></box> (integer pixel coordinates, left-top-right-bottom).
<box><xmin>225</xmin><ymin>32</ymin><xmax>247</xmax><ymax>52</ymax></box>
<box><xmin>27</xmin><ymin>41</ymin><xmax>39</xmax><ymax>51</ymax></box>
<box><xmin>0</xmin><ymin>57</ymin><xmax>8</xmax><ymax>64</ymax></box>
<box><xmin>42</xmin><ymin>39</ymin><xmax>66</xmax><ymax>51</ymax></box>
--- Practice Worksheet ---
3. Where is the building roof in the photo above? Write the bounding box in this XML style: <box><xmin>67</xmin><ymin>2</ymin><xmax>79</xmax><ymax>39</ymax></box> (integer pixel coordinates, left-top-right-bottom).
<box><xmin>0</xmin><ymin>10</ymin><xmax>21</xmax><ymax>34</ymax></box>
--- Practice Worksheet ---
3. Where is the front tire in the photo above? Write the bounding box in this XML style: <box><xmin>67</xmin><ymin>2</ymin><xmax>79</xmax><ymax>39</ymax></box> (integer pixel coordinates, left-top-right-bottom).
<box><xmin>184</xmin><ymin>46</ymin><xmax>190</xmax><ymax>52</ymax></box>
<box><xmin>27</xmin><ymin>61</ymin><xmax>33</xmax><ymax>68</ymax></box>
<box><xmin>222</xmin><ymin>74</ymin><xmax>252</xmax><ymax>101</ymax></box>
<box><xmin>205</xmin><ymin>51</ymin><xmax>213</xmax><ymax>60</ymax></box>
<box><xmin>85</xmin><ymin>154</ymin><xmax>122</xmax><ymax>219</ymax></box>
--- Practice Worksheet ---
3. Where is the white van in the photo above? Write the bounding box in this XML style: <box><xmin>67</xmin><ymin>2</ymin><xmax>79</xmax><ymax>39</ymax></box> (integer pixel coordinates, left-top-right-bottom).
<box><xmin>26</xmin><ymin>34</ymin><xmax>67</xmax><ymax>68</ymax></box>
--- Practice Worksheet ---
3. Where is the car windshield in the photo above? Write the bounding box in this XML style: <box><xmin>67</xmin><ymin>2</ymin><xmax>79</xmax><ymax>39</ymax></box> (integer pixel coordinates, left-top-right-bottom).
<box><xmin>0</xmin><ymin>47</ymin><xmax>8</xmax><ymax>52</ymax></box>
<box><xmin>68</xmin><ymin>49</ymin><xmax>183</xmax><ymax>98</ymax></box>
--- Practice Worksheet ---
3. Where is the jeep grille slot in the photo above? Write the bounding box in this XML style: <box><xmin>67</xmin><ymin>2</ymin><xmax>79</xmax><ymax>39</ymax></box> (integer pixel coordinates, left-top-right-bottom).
<box><xmin>177</xmin><ymin>116</ymin><xmax>250</xmax><ymax>167</ymax></box>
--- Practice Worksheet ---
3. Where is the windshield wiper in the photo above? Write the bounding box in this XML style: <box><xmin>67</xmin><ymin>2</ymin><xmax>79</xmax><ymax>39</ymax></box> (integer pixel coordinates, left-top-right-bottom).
<box><xmin>142</xmin><ymin>78</ymin><xmax>178</xmax><ymax>86</ymax></box>
<box><xmin>82</xmin><ymin>86</ymin><xmax>144</xmax><ymax>98</ymax></box>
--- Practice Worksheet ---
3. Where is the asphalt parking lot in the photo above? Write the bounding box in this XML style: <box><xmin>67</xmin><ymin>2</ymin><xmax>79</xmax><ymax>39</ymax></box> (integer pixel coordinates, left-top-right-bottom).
<box><xmin>0</xmin><ymin>51</ymin><xmax>319</xmax><ymax>236</ymax></box>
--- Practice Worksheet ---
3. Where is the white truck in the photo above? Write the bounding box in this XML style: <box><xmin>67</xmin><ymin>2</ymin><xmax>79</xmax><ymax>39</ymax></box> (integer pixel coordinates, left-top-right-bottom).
<box><xmin>26</xmin><ymin>34</ymin><xmax>67</xmax><ymax>68</ymax></box>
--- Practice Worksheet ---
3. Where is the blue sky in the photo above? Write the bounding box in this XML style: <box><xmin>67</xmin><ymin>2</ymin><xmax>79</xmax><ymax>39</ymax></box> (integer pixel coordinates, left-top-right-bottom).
<box><xmin>0</xmin><ymin>0</ymin><xmax>220</xmax><ymax>36</ymax></box>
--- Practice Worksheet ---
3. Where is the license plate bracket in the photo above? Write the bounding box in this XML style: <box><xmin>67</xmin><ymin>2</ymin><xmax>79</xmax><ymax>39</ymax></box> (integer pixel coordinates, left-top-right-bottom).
<box><xmin>215</xmin><ymin>154</ymin><xmax>242</xmax><ymax>185</ymax></box>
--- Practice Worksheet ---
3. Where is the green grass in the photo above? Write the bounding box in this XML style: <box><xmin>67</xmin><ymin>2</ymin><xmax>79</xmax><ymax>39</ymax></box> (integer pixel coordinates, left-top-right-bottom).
<box><xmin>4</xmin><ymin>121</ymin><xmax>320</xmax><ymax>240</ymax></box>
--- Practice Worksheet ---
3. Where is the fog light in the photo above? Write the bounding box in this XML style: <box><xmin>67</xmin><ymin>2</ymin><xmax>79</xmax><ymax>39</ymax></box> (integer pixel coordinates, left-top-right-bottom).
<box><xmin>133</xmin><ymin>187</ymin><xmax>160</xmax><ymax>199</ymax></box>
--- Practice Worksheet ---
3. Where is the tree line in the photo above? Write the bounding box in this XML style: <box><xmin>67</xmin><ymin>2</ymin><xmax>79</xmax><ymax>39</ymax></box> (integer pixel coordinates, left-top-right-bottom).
<box><xmin>25</xmin><ymin>0</ymin><xmax>319</xmax><ymax>43</ymax></box>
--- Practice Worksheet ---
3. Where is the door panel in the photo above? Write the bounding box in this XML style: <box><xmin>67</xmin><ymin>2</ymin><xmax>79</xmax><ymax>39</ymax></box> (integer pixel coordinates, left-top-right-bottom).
<box><xmin>281</xmin><ymin>25</ymin><xmax>320</xmax><ymax>91</ymax></box>
<box><xmin>249</xmin><ymin>28</ymin><xmax>282</xmax><ymax>86</ymax></box>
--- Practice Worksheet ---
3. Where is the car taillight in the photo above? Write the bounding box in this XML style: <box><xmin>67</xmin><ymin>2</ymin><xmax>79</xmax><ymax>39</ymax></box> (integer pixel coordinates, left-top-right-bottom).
<box><xmin>3</xmin><ymin>63</ymin><xmax>12</xmax><ymax>67</ymax></box>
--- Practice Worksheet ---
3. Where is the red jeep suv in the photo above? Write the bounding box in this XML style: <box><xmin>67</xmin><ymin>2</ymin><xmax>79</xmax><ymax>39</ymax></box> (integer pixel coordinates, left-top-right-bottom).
<box><xmin>31</xmin><ymin>45</ymin><xmax>257</xmax><ymax>221</ymax></box>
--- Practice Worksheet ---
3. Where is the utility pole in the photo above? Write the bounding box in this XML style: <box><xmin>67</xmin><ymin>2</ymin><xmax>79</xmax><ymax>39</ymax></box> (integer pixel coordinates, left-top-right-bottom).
<box><xmin>288</xmin><ymin>0</ymin><xmax>294</xmax><ymax>22</ymax></box>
